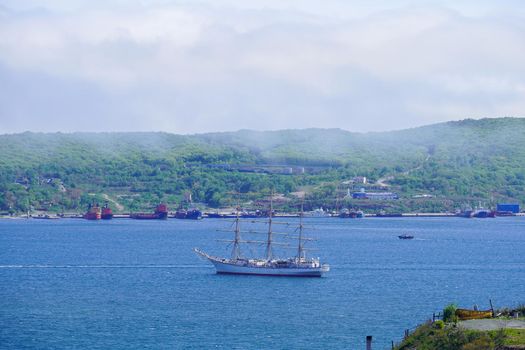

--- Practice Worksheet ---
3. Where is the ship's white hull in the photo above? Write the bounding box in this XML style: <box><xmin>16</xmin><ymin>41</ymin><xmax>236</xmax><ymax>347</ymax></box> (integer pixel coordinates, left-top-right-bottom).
<box><xmin>211</xmin><ymin>259</ymin><xmax>327</xmax><ymax>277</ymax></box>
<box><xmin>191</xmin><ymin>247</ymin><xmax>330</xmax><ymax>277</ymax></box>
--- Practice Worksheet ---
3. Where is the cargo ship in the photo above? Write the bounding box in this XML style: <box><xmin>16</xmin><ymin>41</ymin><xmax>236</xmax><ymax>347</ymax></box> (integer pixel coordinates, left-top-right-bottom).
<box><xmin>175</xmin><ymin>209</ymin><xmax>187</xmax><ymax>219</ymax></box>
<box><xmin>101</xmin><ymin>202</ymin><xmax>113</xmax><ymax>220</ymax></box>
<box><xmin>471</xmin><ymin>208</ymin><xmax>496</xmax><ymax>218</ymax></box>
<box><xmin>241</xmin><ymin>209</ymin><xmax>275</xmax><ymax>218</ymax></box>
<box><xmin>187</xmin><ymin>208</ymin><xmax>202</xmax><ymax>220</ymax></box>
<box><xmin>339</xmin><ymin>208</ymin><xmax>364</xmax><ymax>218</ymax></box>
<box><xmin>457</xmin><ymin>206</ymin><xmax>495</xmax><ymax>218</ymax></box>
<box><xmin>175</xmin><ymin>208</ymin><xmax>203</xmax><ymax>219</ymax></box>
<box><xmin>456</xmin><ymin>208</ymin><xmax>474</xmax><ymax>218</ymax></box>
<box><xmin>84</xmin><ymin>203</ymin><xmax>101</xmax><ymax>220</ymax></box>
<box><xmin>130</xmin><ymin>203</ymin><xmax>168</xmax><ymax>220</ymax></box>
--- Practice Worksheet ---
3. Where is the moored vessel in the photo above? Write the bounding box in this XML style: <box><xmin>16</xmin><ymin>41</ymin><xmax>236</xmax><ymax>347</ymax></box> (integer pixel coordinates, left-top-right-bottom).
<box><xmin>457</xmin><ymin>206</ymin><xmax>495</xmax><ymax>218</ymax></box>
<box><xmin>205</xmin><ymin>212</ymin><xmax>232</xmax><ymax>218</ymax></box>
<box><xmin>457</xmin><ymin>208</ymin><xmax>474</xmax><ymax>218</ymax></box>
<box><xmin>185</xmin><ymin>208</ymin><xmax>202</xmax><ymax>220</ymax></box>
<box><xmin>84</xmin><ymin>203</ymin><xmax>101</xmax><ymax>220</ymax></box>
<box><xmin>457</xmin><ymin>202</ymin><xmax>496</xmax><ymax>218</ymax></box>
<box><xmin>101</xmin><ymin>202</ymin><xmax>113</xmax><ymax>220</ymax></box>
<box><xmin>175</xmin><ymin>208</ymin><xmax>202</xmax><ymax>220</ymax></box>
<box><xmin>175</xmin><ymin>209</ymin><xmax>187</xmax><ymax>219</ymax></box>
<box><xmin>339</xmin><ymin>208</ymin><xmax>364</xmax><ymax>218</ymax></box>
<box><xmin>130</xmin><ymin>203</ymin><xmax>168</xmax><ymax>220</ymax></box>
<box><xmin>471</xmin><ymin>208</ymin><xmax>496</xmax><ymax>218</ymax></box>
<box><xmin>304</xmin><ymin>208</ymin><xmax>331</xmax><ymax>217</ymax></box>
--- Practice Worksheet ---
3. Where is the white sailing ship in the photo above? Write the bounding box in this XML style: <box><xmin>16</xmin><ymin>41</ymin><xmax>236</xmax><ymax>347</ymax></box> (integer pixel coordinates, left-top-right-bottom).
<box><xmin>194</xmin><ymin>201</ymin><xmax>330</xmax><ymax>277</ymax></box>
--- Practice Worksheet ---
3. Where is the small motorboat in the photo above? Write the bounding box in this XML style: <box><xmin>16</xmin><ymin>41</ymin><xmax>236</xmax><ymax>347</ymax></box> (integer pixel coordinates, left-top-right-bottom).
<box><xmin>398</xmin><ymin>234</ymin><xmax>414</xmax><ymax>239</ymax></box>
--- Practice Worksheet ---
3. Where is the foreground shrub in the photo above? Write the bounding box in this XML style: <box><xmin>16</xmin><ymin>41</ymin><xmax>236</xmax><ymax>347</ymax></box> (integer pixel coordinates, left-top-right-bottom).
<box><xmin>433</xmin><ymin>320</ymin><xmax>445</xmax><ymax>329</ymax></box>
<box><xmin>443</xmin><ymin>303</ymin><xmax>458</xmax><ymax>323</ymax></box>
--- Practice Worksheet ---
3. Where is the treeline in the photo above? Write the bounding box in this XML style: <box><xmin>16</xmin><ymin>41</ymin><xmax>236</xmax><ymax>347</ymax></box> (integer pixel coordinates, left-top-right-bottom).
<box><xmin>1</xmin><ymin>118</ymin><xmax>524</xmax><ymax>213</ymax></box>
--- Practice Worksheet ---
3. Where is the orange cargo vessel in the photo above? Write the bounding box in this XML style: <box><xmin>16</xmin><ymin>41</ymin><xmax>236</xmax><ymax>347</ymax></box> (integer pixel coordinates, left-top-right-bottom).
<box><xmin>130</xmin><ymin>204</ymin><xmax>168</xmax><ymax>220</ymax></box>
<box><xmin>101</xmin><ymin>202</ymin><xmax>113</xmax><ymax>220</ymax></box>
<box><xmin>84</xmin><ymin>203</ymin><xmax>101</xmax><ymax>220</ymax></box>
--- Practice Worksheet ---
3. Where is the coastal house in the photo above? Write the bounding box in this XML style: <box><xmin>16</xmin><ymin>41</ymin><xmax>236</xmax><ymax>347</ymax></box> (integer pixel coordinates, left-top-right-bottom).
<box><xmin>352</xmin><ymin>191</ymin><xmax>399</xmax><ymax>200</ymax></box>
<box><xmin>352</xmin><ymin>176</ymin><xmax>367</xmax><ymax>184</ymax></box>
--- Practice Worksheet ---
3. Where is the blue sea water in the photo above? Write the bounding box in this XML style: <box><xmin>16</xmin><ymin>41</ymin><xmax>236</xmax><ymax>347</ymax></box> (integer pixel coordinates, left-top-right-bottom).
<box><xmin>1</xmin><ymin>217</ymin><xmax>524</xmax><ymax>349</ymax></box>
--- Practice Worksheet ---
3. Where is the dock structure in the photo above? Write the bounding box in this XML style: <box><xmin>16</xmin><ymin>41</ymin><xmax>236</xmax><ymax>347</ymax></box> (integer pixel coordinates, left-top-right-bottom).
<box><xmin>401</xmin><ymin>212</ymin><xmax>456</xmax><ymax>217</ymax></box>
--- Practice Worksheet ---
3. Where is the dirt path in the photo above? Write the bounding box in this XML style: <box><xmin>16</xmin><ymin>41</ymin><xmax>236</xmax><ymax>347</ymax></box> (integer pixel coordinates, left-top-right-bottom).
<box><xmin>376</xmin><ymin>154</ymin><xmax>431</xmax><ymax>187</ymax></box>
<box><xmin>101</xmin><ymin>194</ymin><xmax>125</xmax><ymax>211</ymax></box>
<box><xmin>376</xmin><ymin>175</ymin><xmax>394</xmax><ymax>187</ymax></box>
<box><xmin>460</xmin><ymin>319</ymin><xmax>525</xmax><ymax>331</ymax></box>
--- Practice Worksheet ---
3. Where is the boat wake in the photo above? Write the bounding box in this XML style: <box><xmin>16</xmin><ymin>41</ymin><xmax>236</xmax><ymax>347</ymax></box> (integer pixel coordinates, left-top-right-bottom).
<box><xmin>0</xmin><ymin>264</ymin><xmax>210</xmax><ymax>269</ymax></box>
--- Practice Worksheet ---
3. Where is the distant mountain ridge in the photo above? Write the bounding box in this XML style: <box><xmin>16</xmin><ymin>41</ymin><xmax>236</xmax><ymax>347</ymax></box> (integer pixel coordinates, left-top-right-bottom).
<box><xmin>3</xmin><ymin>117</ymin><xmax>524</xmax><ymax>163</ymax></box>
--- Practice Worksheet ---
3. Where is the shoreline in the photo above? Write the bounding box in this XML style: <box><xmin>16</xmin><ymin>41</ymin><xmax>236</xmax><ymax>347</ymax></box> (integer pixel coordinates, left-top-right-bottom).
<box><xmin>1</xmin><ymin>212</ymin><xmax>523</xmax><ymax>220</ymax></box>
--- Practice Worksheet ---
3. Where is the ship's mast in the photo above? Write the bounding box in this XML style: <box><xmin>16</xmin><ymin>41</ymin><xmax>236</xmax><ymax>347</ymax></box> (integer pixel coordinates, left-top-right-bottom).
<box><xmin>297</xmin><ymin>201</ymin><xmax>305</xmax><ymax>260</ymax></box>
<box><xmin>265</xmin><ymin>193</ymin><xmax>274</xmax><ymax>260</ymax></box>
<box><xmin>232</xmin><ymin>198</ymin><xmax>242</xmax><ymax>260</ymax></box>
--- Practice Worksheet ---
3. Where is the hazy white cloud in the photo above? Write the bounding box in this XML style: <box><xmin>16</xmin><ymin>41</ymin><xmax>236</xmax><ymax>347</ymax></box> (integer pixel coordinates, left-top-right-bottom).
<box><xmin>0</xmin><ymin>0</ymin><xmax>524</xmax><ymax>133</ymax></box>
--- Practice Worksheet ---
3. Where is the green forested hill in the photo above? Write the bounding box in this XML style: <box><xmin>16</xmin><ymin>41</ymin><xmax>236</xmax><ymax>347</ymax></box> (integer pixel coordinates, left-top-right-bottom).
<box><xmin>1</xmin><ymin>118</ymin><xmax>524</xmax><ymax>213</ymax></box>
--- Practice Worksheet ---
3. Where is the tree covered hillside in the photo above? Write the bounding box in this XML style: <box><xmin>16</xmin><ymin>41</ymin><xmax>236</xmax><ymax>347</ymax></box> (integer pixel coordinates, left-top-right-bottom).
<box><xmin>0</xmin><ymin>118</ymin><xmax>524</xmax><ymax>213</ymax></box>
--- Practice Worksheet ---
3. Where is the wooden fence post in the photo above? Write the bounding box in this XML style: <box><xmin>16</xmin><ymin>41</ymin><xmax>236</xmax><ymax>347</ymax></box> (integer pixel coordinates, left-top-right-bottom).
<box><xmin>366</xmin><ymin>335</ymin><xmax>372</xmax><ymax>350</ymax></box>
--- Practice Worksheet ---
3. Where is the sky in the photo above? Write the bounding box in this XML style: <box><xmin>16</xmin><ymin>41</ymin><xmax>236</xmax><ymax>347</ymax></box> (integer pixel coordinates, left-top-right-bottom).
<box><xmin>0</xmin><ymin>0</ymin><xmax>524</xmax><ymax>134</ymax></box>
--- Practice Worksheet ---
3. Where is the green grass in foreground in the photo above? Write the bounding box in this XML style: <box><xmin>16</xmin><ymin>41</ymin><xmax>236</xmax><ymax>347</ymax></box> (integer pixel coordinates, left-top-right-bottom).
<box><xmin>502</xmin><ymin>328</ymin><xmax>525</xmax><ymax>346</ymax></box>
<box><xmin>394</xmin><ymin>322</ymin><xmax>524</xmax><ymax>350</ymax></box>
